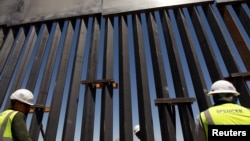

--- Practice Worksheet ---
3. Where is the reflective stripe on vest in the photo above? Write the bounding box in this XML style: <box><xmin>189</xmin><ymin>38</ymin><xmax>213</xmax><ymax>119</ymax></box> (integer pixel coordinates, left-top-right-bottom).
<box><xmin>200</xmin><ymin>103</ymin><xmax>250</xmax><ymax>139</ymax></box>
<box><xmin>0</xmin><ymin>110</ymin><xmax>18</xmax><ymax>141</ymax></box>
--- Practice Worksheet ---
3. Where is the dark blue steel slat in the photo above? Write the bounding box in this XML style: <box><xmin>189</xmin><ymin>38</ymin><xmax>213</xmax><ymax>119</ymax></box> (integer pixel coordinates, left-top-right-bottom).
<box><xmin>234</xmin><ymin>4</ymin><xmax>250</xmax><ymax>37</ymax></box>
<box><xmin>60</xmin><ymin>19</ymin><xmax>87</xmax><ymax>141</ymax></box>
<box><xmin>28</xmin><ymin>23</ymin><xmax>61</xmax><ymax>140</ymax></box>
<box><xmin>145</xmin><ymin>12</ymin><xmax>177</xmax><ymax>141</ymax></box>
<box><xmin>204</xmin><ymin>4</ymin><xmax>240</xmax><ymax>73</ymax></box>
<box><xmin>188</xmin><ymin>6</ymin><xmax>219</xmax><ymax>111</ymax></box>
<box><xmin>161</xmin><ymin>10</ymin><xmax>190</xmax><ymax>98</ymax></box>
<box><xmin>43</xmin><ymin>22</ymin><xmax>64</xmax><ymax>141</ymax></box>
<box><xmin>32</xmin><ymin>21</ymin><xmax>74</xmax><ymax>140</ymax></box>
<box><xmin>100</xmin><ymin>17</ymin><xmax>114</xmax><ymax>141</ymax></box>
<box><xmin>160</xmin><ymin>9</ymin><xmax>191</xmax><ymax>141</ymax></box>
<box><xmin>42</xmin><ymin>20</ymin><xmax>73</xmax><ymax>141</ymax></box>
<box><xmin>100</xmin><ymin>86</ymin><xmax>114</xmax><ymax>140</ymax></box>
<box><xmin>81</xmin><ymin>87</ymin><xmax>96</xmax><ymax>141</ymax></box>
<box><xmin>26</xmin><ymin>24</ymin><xmax>49</xmax><ymax>139</ymax></box>
<box><xmin>188</xmin><ymin>6</ymin><xmax>223</xmax><ymax>83</ymax></box>
<box><xmin>0</xmin><ymin>29</ymin><xmax>15</xmax><ymax>73</ymax></box>
<box><xmin>0</xmin><ymin>29</ymin><xmax>22</xmax><ymax>106</ymax></box>
<box><xmin>0</xmin><ymin>28</ymin><xmax>3</xmax><ymax>48</ymax></box>
<box><xmin>231</xmin><ymin>75</ymin><xmax>250</xmax><ymax>108</ymax></box>
<box><xmin>4</xmin><ymin>26</ymin><xmax>37</xmax><ymax>110</ymax></box>
<box><xmin>118</xmin><ymin>15</ymin><xmax>133</xmax><ymax>141</ymax></box>
<box><xmin>80</xmin><ymin>16</ymin><xmax>101</xmax><ymax>141</ymax></box>
<box><xmin>26</xmin><ymin>25</ymin><xmax>49</xmax><ymax>93</ymax></box>
<box><xmin>132</xmin><ymin>13</ymin><xmax>155</xmax><ymax>141</ymax></box>
<box><xmin>218</xmin><ymin>5</ymin><xmax>250</xmax><ymax>71</ymax></box>
<box><xmin>204</xmin><ymin>4</ymin><xmax>250</xmax><ymax>107</ymax></box>
<box><xmin>173</xmin><ymin>8</ymin><xmax>200</xmax><ymax>141</ymax></box>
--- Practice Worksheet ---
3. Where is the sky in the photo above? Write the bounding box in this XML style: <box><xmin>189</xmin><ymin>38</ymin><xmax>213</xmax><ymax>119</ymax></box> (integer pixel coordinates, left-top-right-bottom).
<box><xmin>0</xmin><ymin>1</ymin><xmax>249</xmax><ymax>141</ymax></box>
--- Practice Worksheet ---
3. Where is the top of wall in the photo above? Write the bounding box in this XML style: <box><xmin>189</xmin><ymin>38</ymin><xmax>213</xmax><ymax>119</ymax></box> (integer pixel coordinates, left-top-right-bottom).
<box><xmin>0</xmin><ymin>0</ymin><xmax>244</xmax><ymax>26</ymax></box>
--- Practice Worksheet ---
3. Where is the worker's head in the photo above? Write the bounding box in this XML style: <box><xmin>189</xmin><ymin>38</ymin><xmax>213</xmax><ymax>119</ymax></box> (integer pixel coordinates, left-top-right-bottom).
<box><xmin>134</xmin><ymin>124</ymin><xmax>141</xmax><ymax>139</ymax></box>
<box><xmin>207</xmin><ymin>80</ymin><xmax>240</xmax><ymax>104</ymax></box>
<box><xmin>10</xmin><ymin>89</ymin><xmax>34</xmax><ymax>114</ymax></box>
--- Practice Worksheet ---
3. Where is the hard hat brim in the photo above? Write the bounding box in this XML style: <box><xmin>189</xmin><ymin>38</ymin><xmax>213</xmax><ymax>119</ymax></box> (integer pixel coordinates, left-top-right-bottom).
<box><xmin>207</xmin><ymin>90</ymin><xmax>240</xmax><ymax>96</ymax></box>
<box><xmin>10</xmin><ymin>95</ymin><xmax>34</xmax><ymax>106</ymax></box>
<box><xmin>134</xmin><ymin>129</ymin><xmax>140</xmax><ymax>134</ymax></box>
<box><xmin>25</xmin><ymin>102</ymin><xmax>34</xmax><ymax>106</ymax></box>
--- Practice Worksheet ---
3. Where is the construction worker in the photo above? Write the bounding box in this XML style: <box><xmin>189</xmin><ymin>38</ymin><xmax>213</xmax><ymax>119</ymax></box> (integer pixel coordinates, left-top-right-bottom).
<box><xmin>134</xmin><ymin>124</ymin><xmax>141</xmax><ymax>140</ymax></box>
<box><xmin>194</xmin><ymin>80</ymin><xmax>250</xmax><ymax>141</ymax></box>
<box><xmin>0</xmin><ymin>89</ymin><xmax>34</xmax><ymax>141</ymax></box>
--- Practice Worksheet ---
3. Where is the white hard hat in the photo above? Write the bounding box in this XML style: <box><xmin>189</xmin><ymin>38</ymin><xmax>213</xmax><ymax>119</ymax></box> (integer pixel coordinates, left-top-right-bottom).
<box><xmin>207</xmin><ymin>80</ymin><xmax>240</xmax><ymax>96</ymax></box>
<box><xmin>10</xmin><ymin>89</ymin><xmax>34</xmax><ymax>105</ymax></box>
<box><xmin>134</xmin><ymin>125</ymin><xmax>140</xmax><ymax>134</ymax></box>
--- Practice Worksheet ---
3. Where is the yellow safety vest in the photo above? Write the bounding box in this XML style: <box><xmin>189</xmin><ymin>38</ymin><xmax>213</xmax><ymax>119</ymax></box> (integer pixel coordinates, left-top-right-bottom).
<box><xmin>200</xmin><ymin>103</ymin><xmax>250</xmax><ymax>139</ymax></box>
<box><xmin>0</xmin><ymin>110</ymin><xmax>18</xmax><ymax>141</ymax></box>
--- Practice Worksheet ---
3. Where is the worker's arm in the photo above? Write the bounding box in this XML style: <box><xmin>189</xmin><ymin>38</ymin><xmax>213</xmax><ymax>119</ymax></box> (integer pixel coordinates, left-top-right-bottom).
<box><xmin>11</xmin><ymin>112</ymin><xmax>32</xmax><ymax>141</ymax></box>
<box><xmin>194</xmin><ymin>114</ymin><xmax>206</xmax><ymax>141</ymax></box>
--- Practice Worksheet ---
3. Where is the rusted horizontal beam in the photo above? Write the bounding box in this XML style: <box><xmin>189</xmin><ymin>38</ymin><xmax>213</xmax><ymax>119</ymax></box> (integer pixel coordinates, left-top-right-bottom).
<box><xmin>155</xmin><ymin>97</ymin><xmax>196</xmax><ymax>106</ymax></box>
<box><xmin>81</xmin><ymin>79</ymin><xmax>115</xmax><ymax>84</ymax></box>
<box><xmin>29</xmin><ymin>105</ymin><xmax>50</xmax><ymax>113</ymax></box>
<box><xmin>224</xmin><ymin>72</ymin><xmax>250</xmax><ymax>81</ymax></box>
<box><xmin>81</xmin><ymin>79</ymin><xmax>118</xmax><ymax>89</ymax></box>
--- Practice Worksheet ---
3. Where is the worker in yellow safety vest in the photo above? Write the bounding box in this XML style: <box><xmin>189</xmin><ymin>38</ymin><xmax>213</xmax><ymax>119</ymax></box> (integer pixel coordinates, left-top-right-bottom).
<box><xmin>194</xmin><ymin>80</ymin><xmax>250</xmax><ymax>141</ymax></box>
<box><xmin>0</xmin><ymin>89</ymin><xmax>34</xmax><ymax>141</ymax></box>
